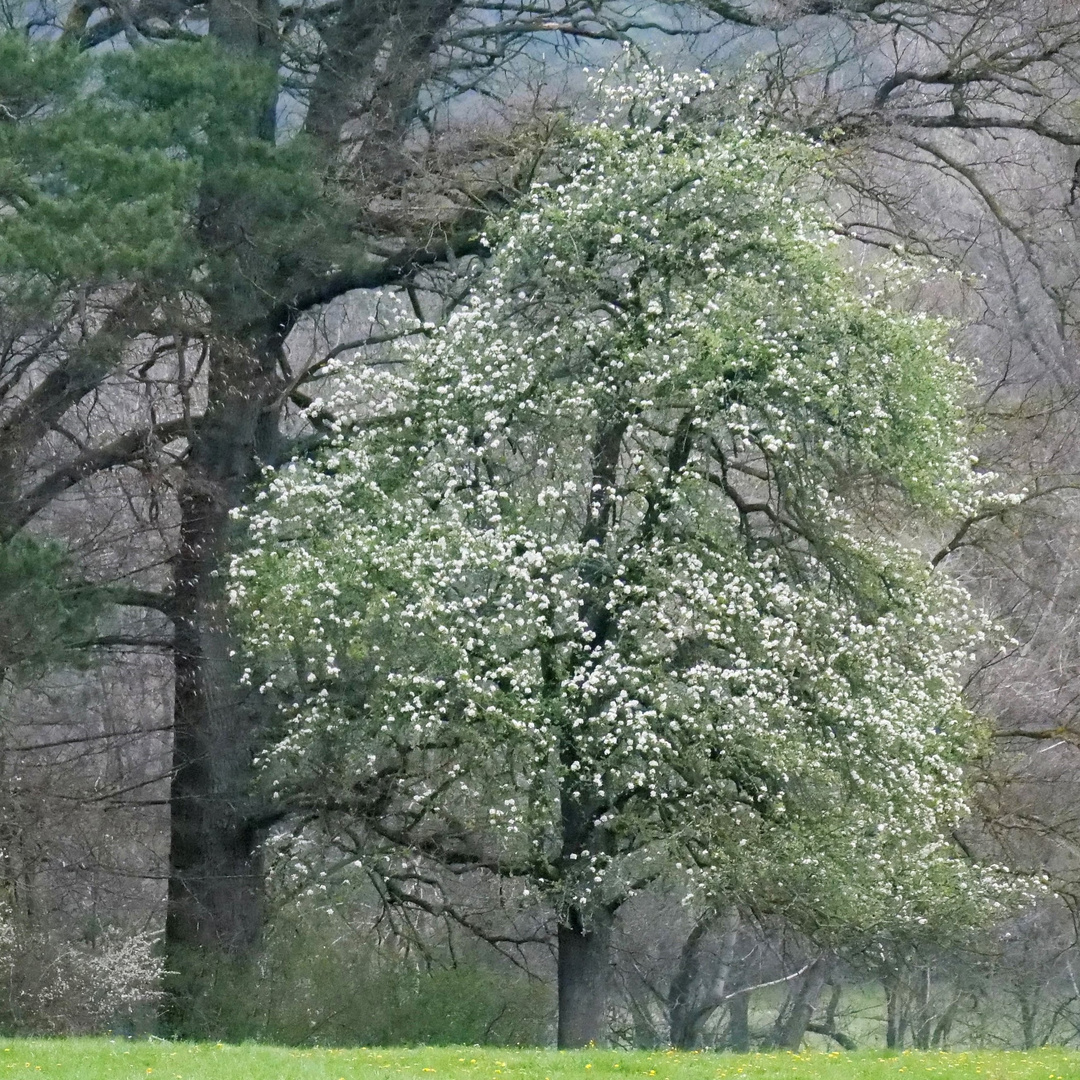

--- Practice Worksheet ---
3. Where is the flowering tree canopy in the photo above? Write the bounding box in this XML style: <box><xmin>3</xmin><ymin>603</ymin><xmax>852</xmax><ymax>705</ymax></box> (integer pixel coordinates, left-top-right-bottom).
<box><xmin>233</xmin><ymin>69</ymin><xmax>1012</xmax><ymax>1045</ymax></box>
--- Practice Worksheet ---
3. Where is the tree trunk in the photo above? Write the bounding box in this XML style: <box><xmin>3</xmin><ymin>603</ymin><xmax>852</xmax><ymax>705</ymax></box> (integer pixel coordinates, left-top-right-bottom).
<box><xmin>555</xmin><ymin>785</ymin><xmax>617</xmax><ymax>1050</ymax></box>
<box><xmin>775</xmin><ymin>955</ymin><xmax>831</xmax><ymax>1050</ymax></box>
<box><xmin>162</xmin><ymin>0</ymin><xmax>286</xmax><ymax>1028</ymax></box>
<box><xmin>554</xmin><ymin>411</ymin><xmax>628</xmax><ymax>1051</ymax></box>
<box><xmin>931</xmin><ymin>994</ymin><xmax>962</xmax><ymax>1049</ymax></box>
<box><xmin>1019</xmin><ymin>989</ymin><xmax>1038</xmax><ymax>1050</ymax></box>
<box><xmin>167</xmin><ymin>490</ymin><xmax>264</xmax><ymax>957</ymax></box>
<box><xmin>558</xmin><ymin>903</ymin><xmax>613</xmax><ymax>1049</ymax></box>
<box><xmin>805</xmin><ymin>980</ymin><xmax>856</xmax><ymax>1051</ymax></box>
<box><xmin>884</xmin><ymin>971</ymin><xmax>903</xmax><ymax>1050</ymax></box>
<box><xmin>164</xmin><ymin>327</ymin><xmax>282</xmax><ymax>1028</ymax></box>
<box><xmin>668</xmin><ymin>908</ymin><xmax>740</xmax><ymax>1050</ymax></box>
<box><xmin>305</xmin><ymin>0</ymin><xmax>460</xmax><ymax>172</ymax></box>
<box><xmin>912</xmin><ymin>966</ymin><xmax>933</xmax><ymax>1050</ymax></box>
<box><xmin>726</xmin><ymin>991</ymin><xmax>751</xmax><ymax>1052</ymax></box>
<box><xmin>668</xmin><ymin>918</ymin><xmax>710</xmax><ymax>1050</ymax></box>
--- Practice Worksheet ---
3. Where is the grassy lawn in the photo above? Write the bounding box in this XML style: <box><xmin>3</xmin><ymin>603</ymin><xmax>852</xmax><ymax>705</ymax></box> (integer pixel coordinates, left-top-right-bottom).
<box><xmin>0</xmin><ymin>1042</ymin><xmax>1075</xmax><ymax>1080</ymax></box>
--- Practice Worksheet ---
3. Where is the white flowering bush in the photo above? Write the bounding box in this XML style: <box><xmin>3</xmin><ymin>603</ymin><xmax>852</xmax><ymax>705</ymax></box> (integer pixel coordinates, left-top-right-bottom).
<box><xmin>233</xmin><ymin>68</ymin><xmax>1018</xmax><ymax>959</ymax></box>
<box><xmin>0</xmin><ymin>906</ymin><xmax>164</xmax><ymax>1033</ymax></box>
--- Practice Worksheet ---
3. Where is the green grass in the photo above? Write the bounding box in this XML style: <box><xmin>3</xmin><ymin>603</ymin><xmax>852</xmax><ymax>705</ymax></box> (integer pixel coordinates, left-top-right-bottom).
<box><xmin>0</xmin><ymin>1041</ymin><xmax>1076</xmax><ymax>1080</ymax></box>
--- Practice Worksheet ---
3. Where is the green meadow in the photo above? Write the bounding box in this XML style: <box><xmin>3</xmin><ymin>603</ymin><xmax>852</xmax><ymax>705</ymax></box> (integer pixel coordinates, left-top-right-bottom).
<box><xmin>1</xmin><ymin>1042</ymin><xmax>1075</xmax><ymax>1080</ymax></box>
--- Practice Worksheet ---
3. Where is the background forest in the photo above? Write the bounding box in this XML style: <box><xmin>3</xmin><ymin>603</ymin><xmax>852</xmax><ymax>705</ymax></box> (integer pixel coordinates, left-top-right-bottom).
<box><xmin>2</xmin><ymin>0</ymin><xmax>1080</xmax><ymax>1054</ymax></box>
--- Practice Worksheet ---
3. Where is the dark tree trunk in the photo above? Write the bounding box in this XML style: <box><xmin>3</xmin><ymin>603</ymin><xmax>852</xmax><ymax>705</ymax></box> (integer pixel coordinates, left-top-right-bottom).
<box><xmin>668</xmin><ymin>918</ymin><xmax>710</xmax><ymax>1050</ymax></box>
<box><xmin>553</xmin><ymin>411</ymin><xmax>629</xmax><ymax>1050</ymax></box>
<box><xmin>931</xmin><ymin>994</ymin><xmax>962</xmax><ymax>1049</ymax></box>
<box><xmin>555</xmin><ymin>783</ymin><xmax>615</xmax><ymax>1049</ymax></box>
<box><xmin>164</xmin><ymin>325</ymin><xmax>283</xmax><ymax>1027</ymax></box>
<box><xmin>884</xmin><ymin>971</ymin><xmax>902</xmax><ymax>1049</ymax></box>
<box><xmin>1019</xmin><ymin>990</ymin><xmax>1038</xmax><ymax>1050</ymax></box>
<box><xmin>726</xmin><ymin>991</ymin><xmax>751</xmax><ymax>1052</ymax></box>
<box><xmin>775</xmin><ymin>955</ymin><xmax>832</xmax><ymax>1051</ymax></box>
<box><xmin>167</xmin><ymin>475</ymin><xmax>262</xmax><ymax>956</ymax></box>
<box><xmin>558</xmin><ymin>903</ymin><xmax>613</xmax><ymax>1049</ymax></box>
<box><xmin>668</xmin><ymin>908</ymin><xmax>740</xmax><ymax>1050</ymax></box>
<box><xmin>556</xmin><ymin>745</ymin><xmax>616</xmax><ymax>1049</ymax></box>
<box><xmin>168</xmin><ymin>553</ymin><xmax>264</xmax><ymax>955</ymax></box>
<box><xmin>162</xmin><ymin>0</ymin><xmax>286</xmax><ymax>1026</ymax></box>
<box><xmin>306</xmin><ymin>0</ymin><xmax>461</xmax><ymax>172</ymax></box>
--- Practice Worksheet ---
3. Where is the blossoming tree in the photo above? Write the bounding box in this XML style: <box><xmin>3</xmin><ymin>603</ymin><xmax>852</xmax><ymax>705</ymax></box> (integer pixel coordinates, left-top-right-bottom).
<box><xmin>233</xmin><ymin>69</ymin><xmax>1007</xmax><ymax>1046</ymax></box>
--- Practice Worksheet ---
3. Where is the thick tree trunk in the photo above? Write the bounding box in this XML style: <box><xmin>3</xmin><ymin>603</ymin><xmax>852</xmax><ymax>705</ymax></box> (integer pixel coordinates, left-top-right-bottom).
<box><xmin>775</xmin><ymin>955</ymin><xmax>832</xmax><ymax>1050</ymax></box>
<box><xmin>668</xmin><ymin>918</ymin><xmax>710</xmax><ymax>1050</ymax></box>
<box><xmin>558</xmin><ymin>903</ymin><xmax>613</xmax><ymax>1049</ymax></box>
<box><xmin>931</xmin><ymin>994</ymin><xmax>963</xmax><ymax>1049</ymax></box>
<box><xmin>162</xmin><ymin>0</ymin><xmax>285</xmax><ymax>1028</ymax></box>
<box><xmin>556</xmin><ymin>741</ymin><xmax>616</xmax><ymax>1049</ymax></box>
<box><xmin>167</xmin><ymin>497</ymin><xmax>263</xmax><ymax>956</ymax></box>
<box><xmin>553</xmin><ymin>411</ymin><xmax>629</xmax><ymax>1050</ymax></box>
<box><xmin>164</xmin><ymin>329</ymin><xmax>282</xmax><ymax>1028</ymax></box>
<box><xmin>305</xmin><ymin>0</ymin><xmax>460</xmax><ymax>171</ymax></box>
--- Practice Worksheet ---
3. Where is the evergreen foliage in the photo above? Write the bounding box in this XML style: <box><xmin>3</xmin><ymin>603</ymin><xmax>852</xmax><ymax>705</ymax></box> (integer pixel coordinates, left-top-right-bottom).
<box><xmin>0</xmin><ymin>33</ymin><xmax>350</xmax><ymax>681</ymax></box>
<box><xmin>0</xmin><ymin>34</ymin><xmax>356</xmax><ymax>317</ymax></box>
<box><xmin>0</xmin><ymin>536</ymin><xmax>101</xmax><ymax>680</ymax></box>
<box><xmin>0</xmin><ymin>36</ymin><xmax>192</xmax><ymax>290</ymax></box>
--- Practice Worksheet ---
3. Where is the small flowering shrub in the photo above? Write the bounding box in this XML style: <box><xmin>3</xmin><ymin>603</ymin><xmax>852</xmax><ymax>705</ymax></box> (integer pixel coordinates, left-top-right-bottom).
<box><xmin>0</xmin><ymin>907</ymin><xmax>163</xmax><ymax>1033</ymax></box>
<box><xmin>233</xmin><ymin>68</ymin><xmax>1022</xmax><ymax>941</ymax></box>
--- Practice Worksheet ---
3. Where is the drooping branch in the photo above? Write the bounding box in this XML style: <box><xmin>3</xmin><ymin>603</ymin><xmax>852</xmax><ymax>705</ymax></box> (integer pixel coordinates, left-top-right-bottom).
<box><xmin>0</xmin><ymin>289</ymin><xmax>153</xmax><ymax>489</ymax></box>
<box><xmin>17</xmin><ymin>416</ymin><xmax>193</xmax><ymax>532</ymax></box>
<box><xmin>102</xmin><ymin>585</ymin><xmax>176</xmax><ymax>619</ymax></box>
<box><xmin>268</xmin><ymin>235</ymin><xmax>487</xmax><ymax>341</ymax></box>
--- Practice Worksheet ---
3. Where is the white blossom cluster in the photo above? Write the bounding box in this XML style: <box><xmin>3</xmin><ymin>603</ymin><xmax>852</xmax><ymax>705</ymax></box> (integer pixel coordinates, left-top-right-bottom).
<box><xmin>0</xmin><ymin>907</ymin><xmax>164</xmax><ymax>1033</ymax></box>
<box><xmin>232</xmin><ymin>68</ymin><xmax>1020</xmax><ymax>934</ymax></box>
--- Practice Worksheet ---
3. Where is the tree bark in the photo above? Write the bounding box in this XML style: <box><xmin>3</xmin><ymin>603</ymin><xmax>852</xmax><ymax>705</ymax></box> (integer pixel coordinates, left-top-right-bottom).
<box><xmin>164</xmin><ymin>330</ymin><xmax>282</xmax><ymax>1026</ymax></box>
<box><xmin>557</xmin><ymin>903</ymin><xmax>613</xmax><ymax>1049</ymax></box>
<box><xmin>555</xmin><ymin>721</ymin><xmax>617</xmax><ymax>1050</ymax></box>
<box><xmin>726</xmin><ymin>990</ymin><xmax>751</xmax><ymax>1052</ymax></box>
<box><xmin>912</xmin><ymin>965</ymin><xmax>933</xmax><ymax>1050</ymax></box>
<box><xmin>775</xmin><ymin>955</ymin><xmax>832</xmax><ymax>1051</ymax></box>
<box><xmin>668</xmin><ymin>918</ymin><xmax>711</xmax><ymax>1050</ymax></box>
<box><xmin>161</xmin><ymin>0</ymin><xmax>285</xmax><ymax>1025</ymax></box>
<box><xmin>884</xmin><ymin>970</ymin><xmax>905</xmax><ymax>1050</ymax></box>
<box><xmin>555</xmin><ymin>774</ymin><xmax>616</xmax><ymax>1048</ymax></box>
<box><xmin>931</xmin><ymin>994</ymin><xmax>963</xmax><ymax>1049</ymax></box>
<box><xmin>305</xmin><ymin>0</ymin><xmax>460</xmax><ymax>170</ymax></box>
<box><xmin>668</xmin><ymin>908</ymin><xmax>740</xmax><ymax>1050</ymax></box>
<box><xmin>1019</xmin><ymin>989</ymin><xmax>1038</xmax><ymax>1050</ymax></box>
